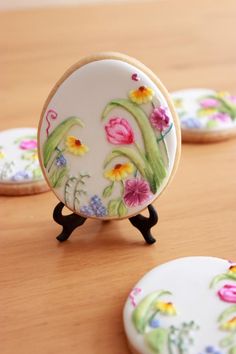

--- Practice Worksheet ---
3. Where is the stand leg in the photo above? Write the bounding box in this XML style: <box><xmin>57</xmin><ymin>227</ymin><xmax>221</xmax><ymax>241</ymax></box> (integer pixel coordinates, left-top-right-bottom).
<box><xmin>129</xmin><ymin>204</ymin><xmax>158</xmax><ymax>244</ymax></box>
<box><xmin>53</xmin><ymin>202</ymin><xmax>87</xmax><ymax>242</ymax></box>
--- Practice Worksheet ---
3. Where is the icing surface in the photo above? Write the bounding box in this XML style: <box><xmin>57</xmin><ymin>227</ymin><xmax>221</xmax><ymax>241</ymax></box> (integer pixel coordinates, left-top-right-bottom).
<box><xmin>0</xmin><ymin>128</ymin><xmax>44</xmax><ymax>184</ymax></box>
<box><xmin>39</xmin><ymin>58</ymin><xmax>179</xmax><ymax>220</ymax></box>
<box><xmin>171</xmin><ymin>88</ymin><xmax>236</xmax><ymax>132</ymax></box>
<box><xmin>123</xmin><ymin>256</ymin><xmax>236</xmax><ymax>354</ymax></box>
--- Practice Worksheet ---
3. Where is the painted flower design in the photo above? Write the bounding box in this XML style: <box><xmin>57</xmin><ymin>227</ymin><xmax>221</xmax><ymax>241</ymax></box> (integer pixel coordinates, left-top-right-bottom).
<box><xmin>218</xmin><ymin>285</ymin><xmax>236</xmax><ymax>303</ymax></box>
<box><xmin>80</xmin><ymin>195</ymin><xmax>107</xmax><ymax>217</ymax></box>
<box><xmin>19</xmin><ymin>139</ymin><xmax>37</xmax><ymax>150</ymax></box>
<box><xmin>221</xmin><ymin>316</ymin><xmax>236</xmax><ymax>331</ymax></box>
<box><xmin>155</xmin><ymin>301</ymin><xmax>177</xmax><ymax>315</ymax></box>
<box><xmin>200</xmin><ymin>98</ymin><xmax>219</xmax><ymax>108</ymax></box>
<box><xmin>22</xmin><ymin>152</ymin><xmax>38</xmax><ymax>161</ymax></box>
<box><xmin>182</xmin><ymin>117</ymin><xmax>202</xmax><ymax>129</ymax></box>
<box><xmin>0</xmin><ymin>151</ymin><xmax>5</xmax><ymax>159</ymax></box>
<box><xmin>105</xmin><ymin>118</ymin><xmax>134</xmax><ymax>145</ymax></box>
<box><xmin>198</xmin><ymin>107</ymin><xmax>218</xmax><ymax>117</ymax></box>
<box><xmin>229</xmin><ymin>265</ymin><xmax>236</xmax><ymax>274</ymax></box>
<box><xmin>129</xmin><ymin>86</ymin><xmax>154</xmax><ymax>104</ymax></box>
<box><xmin>55</xmin><ymin>155</ymin><xmax>67</xmax><ymax>167</ymax></box>
<box><xmin>123</xmin><ymin>178</ymin><xmax>151</xmax><ymax>207</ymax></box>
<box><xmin>212</xmin><ymin>112</ymin><xmax>231</xmax><ymax>123</ymax></box>
<box><xmin>150</xmin><ymin>106</ymin><xmax>170</xmax><ymax>132</ymax></box>
<box><xmin>66</xmin><ymin>136</ymin><xmax>89</xmax><ymax>156</ymax></box>
<box><xmin>104</xmin><ymin>162</ymin><xmax>133</xmax><ymax>181</ymax></box>
<box><xmin>11</xmin><ymin>170</ymin><xmax>31</xmax><ymax>181</ymax></box>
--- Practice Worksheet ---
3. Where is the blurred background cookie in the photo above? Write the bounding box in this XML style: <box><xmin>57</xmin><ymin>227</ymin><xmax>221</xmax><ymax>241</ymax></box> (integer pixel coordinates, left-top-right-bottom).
<box><xmin>0</xmin><ymin>127</ymin><xmax>49</xmax><ymax>195</ymax></box>
<box><xmin>172</xmin><ymin>88</ymin><xmax>236</xmax><ymax>143</ymax></box>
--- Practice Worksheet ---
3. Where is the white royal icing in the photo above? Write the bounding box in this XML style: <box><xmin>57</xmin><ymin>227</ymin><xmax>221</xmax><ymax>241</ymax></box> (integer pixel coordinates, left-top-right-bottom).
<box><xmin>171</xmin><ymin>88</ymin><xmax>236</xmax><ymax>133</ymax></box>
<box><xmin>0</xmin><ymin>128</ymin><xmax>44</xmax><ymax>184</ymax></box>
<box><xmin>39</xmin><ymin>58</ymin><xmax>179</xmax><ymax>219</ymax></box>
<box><xmin>123</xmin><ymin>257</ymin><xmax>236</xmax><ymax>354</ymax></box>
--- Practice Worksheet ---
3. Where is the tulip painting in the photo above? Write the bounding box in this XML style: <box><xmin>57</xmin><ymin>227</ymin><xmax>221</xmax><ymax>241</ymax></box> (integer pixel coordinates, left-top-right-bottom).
<box><xmin>210</xmin><ymin>263</ymin><xmax>236</xmax><ymax>353</ymax></box>
<box><xmin>105</xmin><ymin>118</ymin><xmax>135</xmax><ymax>145</ymax></box>
<box><xmin>102</xmin><ymin>85</ymin><xmax>173</xmax><ymax>217</ymax></box>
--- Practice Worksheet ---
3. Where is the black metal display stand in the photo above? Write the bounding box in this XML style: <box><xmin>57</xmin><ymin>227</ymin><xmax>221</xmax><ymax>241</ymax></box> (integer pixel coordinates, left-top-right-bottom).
<box><xmin>53</xmin><ymin>202</ymin><xmax>158</xmax><ymax>244</ymax></box>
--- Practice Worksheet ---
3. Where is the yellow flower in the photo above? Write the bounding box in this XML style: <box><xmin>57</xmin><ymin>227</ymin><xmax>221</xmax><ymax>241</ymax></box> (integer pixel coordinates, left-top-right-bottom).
<box><xmin>198</xmin><ymin>108</ymin><xmax>217</xmax><ymax>117</ymax></box>
<box><xmin>229</xmin><ymin>265</ymin><xmax>236</xmax><ymax>274</ymax></box>
<box><xmin>173</xmin><ymin>98</ymin><xmax>183</xmax><ymax>109</ymax></box>
<box><xmin>66</xmin><ymin>136</ymin><xmax>89</xmax><ymax>156</ymax></box>
<box><xmin>104</xmin><ymin>162</ymin><xmax>133</xmax><ymax>181</ymax></box>
<box><xmin>221</xmin><ymin>316</ymin><xmax>236</xmax><ymax>331</ymax></box>
<box><xmin>0</xmin><ymin>151</ymin><xmax>5</xmax><ymax>159</ymax></box>
<box><xmin>129</xmin><ymin>86</ymin><xmax>155</xmax><ymax>104</ymax></box>
<box><xmin>155</xmin><ymin>301</ymin><xmax>177</xmax><ymax>315</ymax></box>
<box><xmin>216</xmin><ymin>91</ymin><xmax>229</xmax><ymax>98</ymax></box>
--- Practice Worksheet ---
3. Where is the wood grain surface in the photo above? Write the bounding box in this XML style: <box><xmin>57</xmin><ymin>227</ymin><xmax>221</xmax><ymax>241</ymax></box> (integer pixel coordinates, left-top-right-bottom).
<box><xmin>1</xmin><ymin>1</ymin><xmax>236</xmax><ymax>353</ymax></box>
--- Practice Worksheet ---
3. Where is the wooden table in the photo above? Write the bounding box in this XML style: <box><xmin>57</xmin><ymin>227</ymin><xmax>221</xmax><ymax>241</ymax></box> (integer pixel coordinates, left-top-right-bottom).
<box><xmin>1</xmin><ymin>1</ymin><xmax>236</xmax><ymax>353</ymax></box>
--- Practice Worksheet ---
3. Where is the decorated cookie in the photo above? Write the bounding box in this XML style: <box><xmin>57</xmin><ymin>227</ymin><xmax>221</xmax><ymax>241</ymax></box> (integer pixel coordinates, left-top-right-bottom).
<box><xmin>0</xmin><ymin>128</ymin><xmax>49</xmax><ymax>195</ymax></box>
<box><xmin>171</xmin><ymin>89</ymin><xmax>236</xmax><ymax>143</ymax></box>
<box><xmin>123</xmin><ymin>256</ymin><xmax>236</xmax><ymax>354</ymax></box>
<box><xmin>38</xmin><ymin>52</ymin><xmax>180</xmax><ymax>220</ymax></box>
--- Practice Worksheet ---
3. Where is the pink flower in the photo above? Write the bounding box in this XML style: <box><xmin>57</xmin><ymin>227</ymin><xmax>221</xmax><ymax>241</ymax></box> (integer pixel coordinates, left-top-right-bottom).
<box><xmin>19</xmin><ymin>139</ymin><xmax>37</xmax><ymax>150</ymax></box>
<box><xmin>218</xmin><ymin>284</ymin><xmax>236</xmax><ymax>303</ymax></box>
<box><xmin>212</xmin><ymin>112</ymin><xmax>231</xmax><ymax>122</ymax></box>
<box><xmin>150</xmin><ymin>106</ymin><xmax>170</xmax><ymax>132</ymax></box>
<box><xmin>105</xmin><ymin>118</ymin><xmax>135</xmax><ymax>145</ymax></box>
<box><xmin>200</xmin><ymin>98</ymin><xmax>219</xmax><ymax>108</ymax></box>
<box><xmin>229</xmin><ymin>95</ymin><xmax>236</xmax><ymax>104</ymax></box>
<box><xmin>123</xmin><ymin>178</ymin><xmax>151</xmax><ymax>207</ymax></box>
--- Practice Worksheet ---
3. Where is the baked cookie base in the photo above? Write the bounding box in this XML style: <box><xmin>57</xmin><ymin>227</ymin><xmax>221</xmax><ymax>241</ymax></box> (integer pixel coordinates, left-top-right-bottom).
<box><xmin>0</xmin><ymin>180</ymin><xmax>50</xmax><ymax>196</ymax></box>
<box><xmin>182</xmin><ymin>126</ymin><xmax>236</xmax><ymax>143</ymax></box>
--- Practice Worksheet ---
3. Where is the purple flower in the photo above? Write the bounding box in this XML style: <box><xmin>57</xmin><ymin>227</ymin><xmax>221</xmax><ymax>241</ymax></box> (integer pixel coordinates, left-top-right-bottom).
<box><xmin>55</xmin><ymin>155</ymin><xmax>67</xmax><ymax>167</ymax></box>
<box><xmin>123</xmin><ymin>178</ymin><xmax>151</xmax><ymax>208</ymax></box>
<box><xmin>212</xmin><ymin>112</ymin><xmax>231</xmax><ymax>122</ymax></box>
<box><xmin>149</xmin><ymin>318</ymin><xmax>160</xmax><ymax>328</ymax></box>
<box><xmin>150</xmin><ymin>106</ymin><xmax>170</xmax><ymax>132</ymax></box>
<box><xmin>11</xmin><ymin>170</ymin><xmax>31</xmax><ymax>181</ymax></box>
<box><xmin>181</xmin><ymin>117</ymin><xmax>202</xmax><ymax>129</ymax></box>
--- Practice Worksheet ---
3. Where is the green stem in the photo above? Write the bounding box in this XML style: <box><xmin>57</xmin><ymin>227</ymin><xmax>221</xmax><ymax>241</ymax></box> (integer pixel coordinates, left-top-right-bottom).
<box><xmin>48</xmin><ymin>148</ymin><xmax>65</xmax><ymax>173</ymax></box>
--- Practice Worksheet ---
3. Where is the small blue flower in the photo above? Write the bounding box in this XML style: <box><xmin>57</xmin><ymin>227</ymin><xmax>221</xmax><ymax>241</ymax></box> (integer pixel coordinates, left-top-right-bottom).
<box><xmin>149</xmin><ymin>318</ymin><xmax>160</xmax><ymax>328</ymax></box>
<box><xmin>80</xmin><ymin>195</ymin><xmax>107</xmax><ymax>217</ymax></box>
<box><xmin>55</xmin><ymin>155</ymin><xmax>67</xmax><ymax>167</ymax></box>
<box><xmin>11</xmin><ymin>170</ymin><xmax>31</xmax><ymax>181</ymax></box>
<box><xmin>201</xmin><ymin>346</ymin><xmax>223</xmax><ymax>354</ymax></box>
<box><xmin>80</xmin><ymin>205</ymin><xmax>95</xmax><ymax>217</ymax></box>
<box><xmin>181</xmin><ymin>117</ymin><xmax>202</xmax><ymax>129</ymax></box>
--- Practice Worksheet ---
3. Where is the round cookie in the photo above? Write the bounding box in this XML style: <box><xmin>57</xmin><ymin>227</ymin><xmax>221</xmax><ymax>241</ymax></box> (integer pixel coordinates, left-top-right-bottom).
<box><xmin>171</xmin><ymin>88</ymin><xmax>236</xmax><ymax>143</ymax></box>
<box><xmin>123</xmin><ymin>256</ymin><xmax>236</xmax><ymax>354</ymax></box>
<box><xmin>0</xmin><ymin>128</ymin><xmax>49</xmax><ymax>195</ymax></box>
<box><xmin>38</xmin><ymin>52</ymin><xmax>181</xmax><ymax>220</ymax></box>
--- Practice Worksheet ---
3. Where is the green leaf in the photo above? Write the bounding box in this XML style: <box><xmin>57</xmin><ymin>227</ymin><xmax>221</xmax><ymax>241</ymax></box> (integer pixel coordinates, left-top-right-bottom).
<box><xmin>49</xmin><ymin>167</ymin><xmax>68</xmax><ymax>188</ymax></box>
<box><xmin>144</xmin><ymin>328</ymin><xmax>168</xmax><ymax>353</ymax></box>
<box><xmin>229</xmin><ymin>346</ymin><xmax>236</xmax><ymax>354</ymax></box>
<box><xmin>102</xmin><ymin>99</ymin><xmax>167</xmax><ymax>187</ymax></box>
<box><xmin>108</xmin><ymin>199</ymin><xmax>121</xmax><ymax>216</ymax></box>
<box><xmin>43</xmin><ymin>117</ymin><xmax>84</xmax><ymax>167</ymax></box>
<box><xmin>132</xmin><ymin>290</ymin><xmax>171</xmax><ymax>334</ymax></box>
<box><xmin>104</xmin><ymin>147</ymin><xmax>156</xmax><ymax>194</ymax></box>
<box><xmin>218</xmin><ymin>305</ymin><xmax>236</xmax><ymax>323</ymax></box>
<box><xmin>103</xmin><ymin>183</ymin><xmax>114</xmax><ymax>198</ymax></box>
<box><xmin>118</xmin><ymin>200</ymin><xmax>127</xmax><ymax>217</ymax></box>
<box><xmin>220</xmin><ymin>335</ymin><xmax>235</xmax><ymax>348</ymax></box>
<box><xmin>210</xmin><ymin>273</ymin><xmax>236</xmax><ymax>288</ymax></box>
